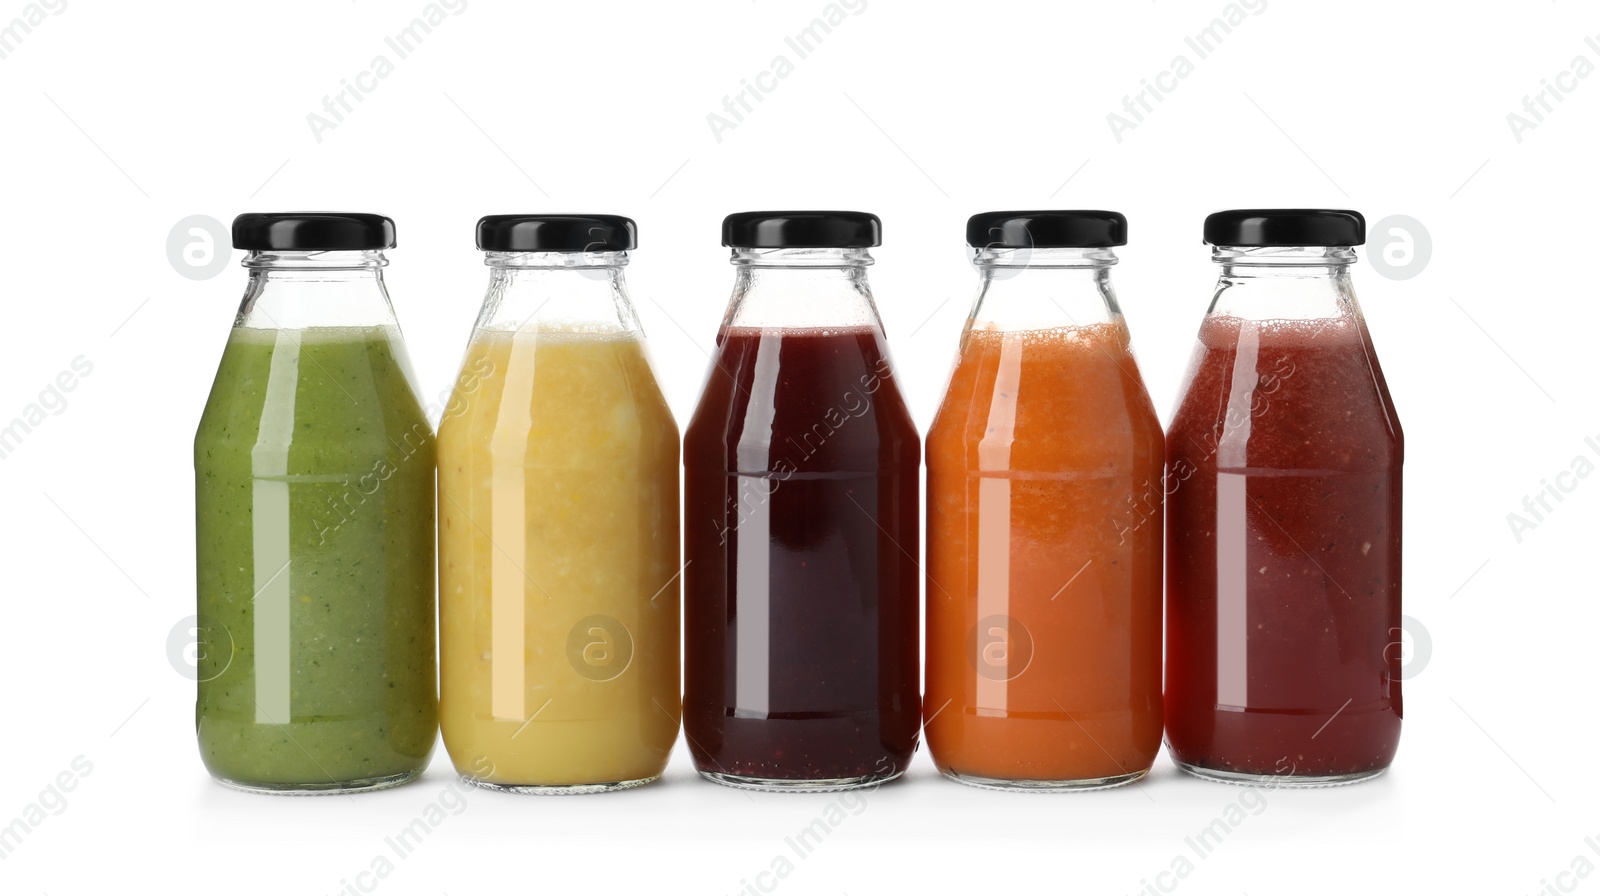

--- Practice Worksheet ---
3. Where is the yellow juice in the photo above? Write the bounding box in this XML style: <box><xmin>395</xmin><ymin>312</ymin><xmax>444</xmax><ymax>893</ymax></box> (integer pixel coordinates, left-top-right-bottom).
<box><xmin>437</xmin><ymin>326</ymin><xmax>680</xmax><ymax>789</ymax></box>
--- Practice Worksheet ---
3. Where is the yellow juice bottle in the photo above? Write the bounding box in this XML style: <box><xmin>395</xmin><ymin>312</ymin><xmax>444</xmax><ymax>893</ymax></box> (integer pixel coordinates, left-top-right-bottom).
<box><xmin>438</xmin><ymin>216</ymin><xmax>679</xmax><ymax>793</ymax></box>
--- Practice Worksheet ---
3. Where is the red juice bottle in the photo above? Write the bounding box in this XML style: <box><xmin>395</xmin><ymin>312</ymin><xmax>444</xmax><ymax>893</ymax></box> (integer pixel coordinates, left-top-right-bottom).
<box><xmin>1166</xmin><ymin>210</ymin><xmax>1404</xmax><ymax>786</ymax></box>
<box><xmin>683</xmin><ymin>211</ymin><xmax>920</xmax><ymax>791</ymax></box>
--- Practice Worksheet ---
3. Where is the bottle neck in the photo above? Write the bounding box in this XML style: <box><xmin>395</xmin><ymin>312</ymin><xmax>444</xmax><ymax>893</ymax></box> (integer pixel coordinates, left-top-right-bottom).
<box><xmin>236</xmin><ymin>250</ymin><xmax>399</xmax><ymax>330</ymax></box>
<box><xmin>968</xmin><ymin>247</ymin><xmax>1121</xmax><ymax>331</ymax></box>
<box><xmin>475</xmin><ymin>250</ymin><xmax>640</xmax><ymax>334</ymax></box>
<box><xmin>1208</xmin><ymin>245</ymin><xmax>1360</xmax><ymax>321</ymax></box>
<box><xmin>726</xmin><ymin>248</ymin><xmax>889</xmax><ymax>332</ymax></box>
<box><xmin>724</xmin><ymin>247</ymin><xmax>881</xmax><ymax>331</ymax></box>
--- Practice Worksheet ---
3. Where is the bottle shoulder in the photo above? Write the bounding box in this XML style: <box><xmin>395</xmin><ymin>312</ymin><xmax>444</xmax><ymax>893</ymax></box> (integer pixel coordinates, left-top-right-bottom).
<box><xmin>437</xmin><ymin>330</ymin><xmax>679</xmax><ymax>461</ymax></box>
<box><xmin>927</xmin><ymin>330</ymin><xmax>1163</xmax><ymax>469</ymax></box>
<box><xmin>1168</xmin><ymin>316</ymin><xmax>1403</xmax><ymax>469</ymax></box>
<box><xmin>684</xmin><ymin>328</ymin><xmax>918</xmax><ymax>471</ymax></box>
<box><xmin>195</xmin><ymin>327</ymin><xmax>433</xmax><ymax>461</ymax></box>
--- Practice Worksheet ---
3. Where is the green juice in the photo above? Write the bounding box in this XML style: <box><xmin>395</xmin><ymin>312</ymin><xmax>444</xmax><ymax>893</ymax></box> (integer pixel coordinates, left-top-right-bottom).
<box><xmin>194</xmin><ymin>325</ymin><xmax>437</xmax><ymax>792</ymax></box>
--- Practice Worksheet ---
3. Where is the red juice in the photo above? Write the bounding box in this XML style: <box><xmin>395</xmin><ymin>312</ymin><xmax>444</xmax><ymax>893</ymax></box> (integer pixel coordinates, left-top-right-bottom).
<box><xmin>683</xmin><ymin>325</ymin><xmax>921</xmax><ymax>787</ymax></box>
<box><xmin>1165</xmin><ymin>314</ymin><xmax>1403</xmax><ymax>781</ymax></box>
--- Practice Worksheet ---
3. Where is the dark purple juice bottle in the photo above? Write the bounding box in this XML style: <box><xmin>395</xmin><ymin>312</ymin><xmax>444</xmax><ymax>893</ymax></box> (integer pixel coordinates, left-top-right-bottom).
<box><xmin>683</xmin><ymin>211</ymin><xmax>921</xmax><ymax>791</ymax></box>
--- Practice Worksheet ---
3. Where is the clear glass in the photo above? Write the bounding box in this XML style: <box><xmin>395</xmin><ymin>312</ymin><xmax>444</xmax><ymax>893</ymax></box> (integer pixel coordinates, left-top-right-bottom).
<box><xmin>683</xmin><ymin>246</ymin><xmax>921</xmax><ymax>792</ymax></box>
<box><xmin>436</xmin><ymin>249</ymin><xmax>680</xmax><ymax>794</ymax></box>
<box><xmin>925</xmin><ymin>246</ymin><xmax>1164</xmax><ymax>791</ymax></box>
<box><xmin>1208</xmin><ymin>245</ymin><xmax>1360</xmax><ymax>319</ymax></box>
<box><xmin>965</xmin><ymin>246</ymin><xmax>1123</xmax><ymax>327</ymax></box>
<box><xmin>194</xmin><ymin>249</ymin><xmax>437</xmax><ymax>794</ymax></box>
<box><xmin>720</xmin><ymin>246</ymin><xmax>883</xmax><ymax>328</ymax></box>
<box><xmin>1165</xmin><ymin>244</ymin><xmax>1403</xmax><ymax>786</ymax></box>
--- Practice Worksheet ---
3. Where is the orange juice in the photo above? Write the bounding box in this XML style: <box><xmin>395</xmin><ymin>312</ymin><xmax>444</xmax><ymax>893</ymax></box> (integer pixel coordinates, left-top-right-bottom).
<box><xmin>925</xmin><ymin>321</ymin><xmax>1163</xmax><ymax>788</ymax></box>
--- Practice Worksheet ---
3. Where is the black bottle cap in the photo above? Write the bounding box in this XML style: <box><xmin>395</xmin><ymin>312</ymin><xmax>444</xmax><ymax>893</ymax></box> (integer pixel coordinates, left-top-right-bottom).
<box><xmin>1203</xmin><ymin>209</ymin><xmax>1365</xmax><ymax>247</ymax></box>
<box><xmin>722</xmin><ymin>211</ymin><xmax>881</xmax><ymax>248</ymax></box>
<box><xmin>967</xmin><ymin>210</ymin><xmax>1127</xmax><ymax>249</ymax></box>
<box><xmin>476</xmin><ymin>214</ymin><xmax>637</xmax><ymax>252</ymax></box>
<box><xmin>231</xmin><ymin>213</ymin><xmax>396</xmax><ymax>251</ymax></box>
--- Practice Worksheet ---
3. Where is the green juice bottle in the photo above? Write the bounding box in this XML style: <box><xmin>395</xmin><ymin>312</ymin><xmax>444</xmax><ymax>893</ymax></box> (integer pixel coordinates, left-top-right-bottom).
<box><xmin>193</xmin><ymin>213</ymin><xmax>437</xmax><ymax>794</ymax></box>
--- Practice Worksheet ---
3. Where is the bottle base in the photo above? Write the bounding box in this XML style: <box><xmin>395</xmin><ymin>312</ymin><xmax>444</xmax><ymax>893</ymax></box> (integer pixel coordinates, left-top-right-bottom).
<box><xmin>210</xmin><ymin>767</ymin><xmax>423</xmax><ymax>796</ymax></box>
<box><xmin>1174</xmin><ymin>759</ymin><xmax>1388</xmax><ymax>788</ymax></box>
<box><xmin>940</xmin><ymin>768</ymin><xmax>1149</xmax><ymax>793</ymax></box>
<box><xmin>462</xmin><ymin>774</ymin><xmax>660</xmax><ymax>795</ymax></box>
<box><xmin>698</xmin><ymin>769</ymin><xmax>904</xmax><ymax>793</ymax></box>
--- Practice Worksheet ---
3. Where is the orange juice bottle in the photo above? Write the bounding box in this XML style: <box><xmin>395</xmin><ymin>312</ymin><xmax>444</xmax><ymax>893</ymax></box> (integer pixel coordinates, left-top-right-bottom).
<box><xmin>925</xmin><ymin>211</ymin><xmax>1163</xmax><ymax>790</ymax></box>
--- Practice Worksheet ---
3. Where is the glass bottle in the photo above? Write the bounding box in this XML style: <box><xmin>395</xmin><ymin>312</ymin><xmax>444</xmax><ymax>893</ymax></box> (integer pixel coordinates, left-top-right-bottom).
<box><xmin>683</xmin><ymin>211</ymin><xmax>920</xmax><ymax>791</ymax></box>
<box><xmin>1165</xmin><ymin>209</ymin><xmax>1404</xmax><ymax>785</ymax></box>
<box><xmin>194</xmin><ymin>212</ymin><xmax>437</xmax><ymax>794</ymax></box>
<box><xmin>437</xmin><ymin>215</ymin><xmax>680</xmax><ymax>793</ymax></box>
<box><xmin>925</xmin><ymin>211</ymin><xmax>1164</xmax><ymax>790</ymax></box>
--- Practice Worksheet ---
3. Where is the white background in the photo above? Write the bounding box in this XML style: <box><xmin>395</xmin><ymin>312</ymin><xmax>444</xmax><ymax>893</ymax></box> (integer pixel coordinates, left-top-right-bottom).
<box><xmin>0</xmin><ymin>0</ymin><xmax>1592</xmax><ymax>893</ymax></box>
